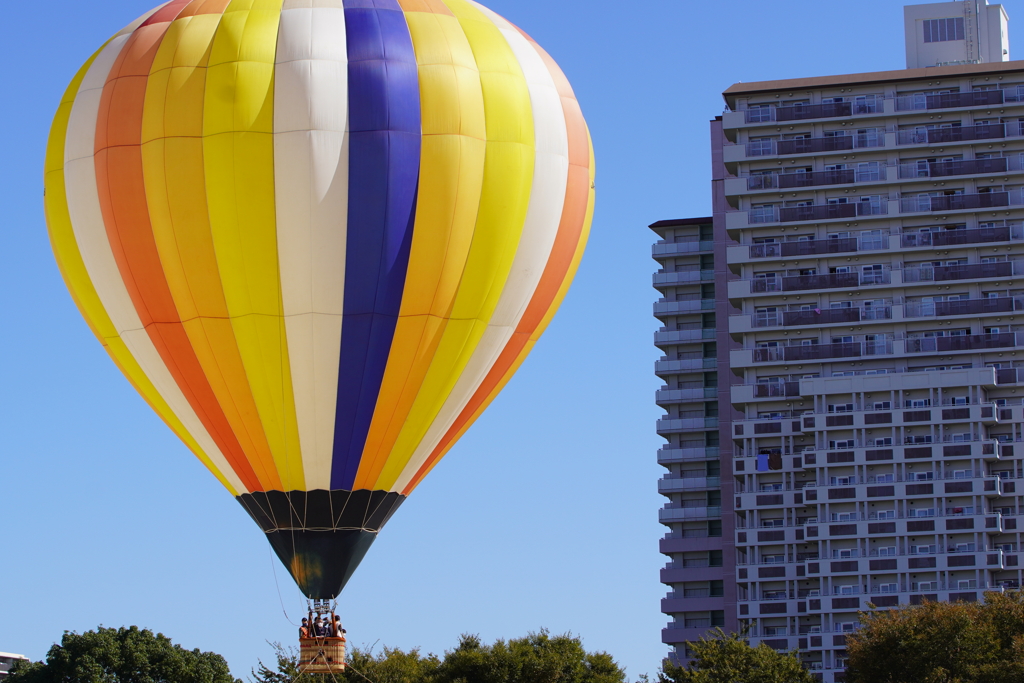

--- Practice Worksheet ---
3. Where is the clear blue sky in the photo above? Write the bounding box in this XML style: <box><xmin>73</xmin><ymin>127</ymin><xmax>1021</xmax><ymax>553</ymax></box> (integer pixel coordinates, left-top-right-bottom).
<box><xmin>0</xmin><ymin>0</ymin><xmax>957</xmax><ymax>678</ymax></box>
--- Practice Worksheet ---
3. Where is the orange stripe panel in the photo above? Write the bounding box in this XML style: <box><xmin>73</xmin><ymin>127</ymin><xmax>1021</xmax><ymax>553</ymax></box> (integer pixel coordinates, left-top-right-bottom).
<box><xmin>397</xmin><ymin>0</ymin><xmax>454</xmax><ymax>13</ymax></box>
<box><xmin>402</xmin><ymin>34</ymin><xmax>592</xmax><ymax>495</ymax></box>
<box><xmin>94</xmin><ymin>1</ymin><xmax>268</xmax><ymax>491</ymax></box>
<box><xmin>142</xmin><ymin>0</ymin><xmax>281</xmax><ymax>492</ymax></box>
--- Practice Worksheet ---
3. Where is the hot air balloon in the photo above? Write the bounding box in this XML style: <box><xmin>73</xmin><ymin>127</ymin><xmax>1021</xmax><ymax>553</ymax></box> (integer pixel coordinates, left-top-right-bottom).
<box><xmin>44</xmin><ymin>0</ymin><xmax>593</xmax><ymax>617</ymax></box>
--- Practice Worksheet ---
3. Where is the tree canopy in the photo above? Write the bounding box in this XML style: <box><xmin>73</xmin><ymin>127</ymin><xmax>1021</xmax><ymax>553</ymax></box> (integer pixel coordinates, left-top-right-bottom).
<box><xmin>846</xmin><ymin>590</ymin><xmax>1024</xmax><ymax>683</ymax></box>
<box><xmin>6</xmin><ymin>626</ymin><xmax>238</xmax><ymax>683</ymax></box>
<box><xmin>252</xmin><ymin>629</ymin><xmax>626</xmax><ymax>683</ymax></box>
<box><xmin>657</xmin><ymin>629</ymin><xmax>813</xmax><ymax>683</ymax></box>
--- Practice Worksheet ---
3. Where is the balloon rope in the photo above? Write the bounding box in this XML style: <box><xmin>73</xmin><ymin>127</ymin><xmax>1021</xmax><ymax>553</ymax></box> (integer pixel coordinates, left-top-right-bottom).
<box><xmin>269</xmin><ymin>544</ymin><xmax>300</xmax><ymax>626</ymax></box>
<box><xmin>328</xmin><ymin>654</ymin><xmax>380</xmax><ymax>683</ymax></box>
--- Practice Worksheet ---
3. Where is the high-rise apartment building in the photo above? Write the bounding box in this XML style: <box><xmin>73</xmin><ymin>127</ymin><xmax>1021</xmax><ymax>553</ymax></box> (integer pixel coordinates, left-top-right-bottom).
<box><xmin>655</xmin><ymin>2</ymin><xmax>1024</xmax><ymax>680</ymax></box>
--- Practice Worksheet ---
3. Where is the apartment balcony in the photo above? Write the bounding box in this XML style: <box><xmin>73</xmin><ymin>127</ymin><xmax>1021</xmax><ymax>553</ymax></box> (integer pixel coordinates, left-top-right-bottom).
<box><xmin>662</xmin><ymin>625</ymin><xmax>722</xmax><ymax>646</ymax></box>
<box><xmin>657</xmin><ymin>446</ymin><xmax>720</xmax><ymax>464</ymax></box>
<box><xmin>742</xmin><ymin>133</ymin><xmax>884</xmax><ymax>159</ymax></box>
<box><xmin>651</xmin><ymin>358</ymin><xmax>716</xmax><ymax>374</ymax></box>
<box><xmin>653</xmin><ymin>327</ymin><xmax>717</xmax><ymax>344</ymax></box>
<box><xmin>996</xmin><ymin>368</ymin><xmax>1024</xmax><ymax>385</ymax></box>
<box><xmin>748</xmin><ymin>270</ymin><xmax>888</xmax><ymax>295</ymax></box>
<box><xmin>732</xmin><ymin>416</ymin><xmax>804</xmax><ymax>438</ymax></box>
<box><xmin>744</xmin><ymin>100</ymin><xmax>856</xmax><ymax>123</ymax></box>
<box><xmin>895</xmin><ymin>89</ymin><xmax>1006</xmax><ymax>111</ymax></box>
<box><xmin>659</xmin><ymin>504</ymin><xmax>723</xmax><ymax>521</ymax></box>
<box><xmin>653</xmin><ymin>298</ymin><xmax>716</xmax><ymax>315</ymax></box>
<box><xmin>731</xmin><ymin>384</ymin><xmax>799</xmax><ymax>405</ymax></box>
<box><xmin>897</xmin><ymin>157</ymin><xmax>1009</xmax><ymax>179</ymax></box>
<box><xmin>657</xmin><ymin>416</ymin><xmax>720</xmax><ymax>433</ymax></box>
<box><xmin>753</xmin><ymin>381</ymin><xmax>801</xmax><ymax>398</ymax></box>
<box><xmin>905</xmin><ymin>333</ymin><xmax>1019</xmax><ymax>354</ymax></box>
<box><xmin>903</xmin><ymin>260</ymin><xmax>1024</xmax><ymax>283</ymax></box>
<box><xmin>655</xmin><ymin>386</ymin><xmax>719</xmax><ymax>404</ymax></box>
<box><xmin>743</xmin><ymin>168</ymin><xmax>886</xmax><ymax>191</ymax></box>
<box><xmin>780</xmin><ymin>201</ymin><xmax>887</xmax><ymax>223</ymax></box>
<box><xmin>654</xmin><ymin>357</ymin><xmax>717</xmax><ymax>374</ymax></box>
<box><xmin>904</xmin><ymin>297</ymin><xmax>1023</xmax><ymax>318</ymax></box>
<box><xmin>895</xmin><ymin>121</ymin><xmax>1019</xmax><ymax>146</ymax></box>
<box><xmin>658</xmin><ymin>475</ymin><xmax>721</xmax><ymax>493</ymax></box>
<box><xmin>653</xmin><ymin>238</ymin><xmax>714</xmax><ymax>257</ymax></box>
<box><xmin>653</xmin><ymin>268</ymin><xmax>715</xmax><ymax>286</ymax></box>
<box><xmin>661</xmin><ymin>596</ymin><xmax>726</xmax><ymax>615</ymax></box>
<box><xmin>751</xmin><ymin>340</ymin><xmax>892</xmax><ymax>363</ymax></box>
<box><xmin>899</xmin><ymin>191</ymin><xmax>1012</xmax><ymax>213</ymax></box>
<box><xmin>901</xmin><ymin>225</ymin><xmax>1020</xmax><ymax>248</ymax></box>
<box><xmin>731</xmin><ymin>305</ymin><xmax>893</xmax><ymax>334</ymax></box>
<box><xmin>797</xmin><ymin>404</ymin><xmax>1000</xmax><ymax>430</ymax></box>
<box><xmin>743</xmin><ymin>233</ymin><xmax>890</xmax><ymax>260</ymax></box>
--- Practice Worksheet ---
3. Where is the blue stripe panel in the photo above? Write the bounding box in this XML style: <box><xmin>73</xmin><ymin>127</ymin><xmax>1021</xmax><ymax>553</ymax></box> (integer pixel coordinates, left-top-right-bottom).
<box><xmin>331</xmin><ymin>0</ymin><xmax>421</xmax><ymax>490</ymax></box>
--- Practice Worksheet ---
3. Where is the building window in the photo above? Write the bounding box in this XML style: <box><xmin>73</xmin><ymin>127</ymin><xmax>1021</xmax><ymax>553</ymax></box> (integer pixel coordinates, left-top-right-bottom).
<box><xmin>923</xmin><ymin>17</ymin><xmax>965</xmax><ymax>43</ymax></box>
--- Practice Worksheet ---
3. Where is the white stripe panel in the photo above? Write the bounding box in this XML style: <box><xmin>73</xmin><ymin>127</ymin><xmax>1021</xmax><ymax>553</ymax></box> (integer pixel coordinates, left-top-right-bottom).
<box><xmin>274</xmin><ymin>1</ymin><xmax>349</xmax><ymax>490</ymax></box>
<box><xmin>394</xmin><ymin>5</ymin><xmax>570</xmax><ymax>491</ymax></box>
<box><xmin>64</xmin><ymin>32</ymin><xmax>247</xmax><ymax>494</ymax></box>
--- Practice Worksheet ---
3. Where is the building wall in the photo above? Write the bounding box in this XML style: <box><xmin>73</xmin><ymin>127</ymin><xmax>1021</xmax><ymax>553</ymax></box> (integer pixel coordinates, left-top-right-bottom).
<box><xmin>657</xmin><ymin>60</ymin><xmax>1024</xmax><ymax>682</ymax></box>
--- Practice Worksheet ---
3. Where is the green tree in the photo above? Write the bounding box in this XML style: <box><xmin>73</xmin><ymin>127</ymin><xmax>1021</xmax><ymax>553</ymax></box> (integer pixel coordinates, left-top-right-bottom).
<box><xmin>657</xmin><ymin>629</ymin><xmax>813</xmax><ymax>683</ymax></box>
<box><xmin>432</xmin><ymin>630</ymin><xmax>624</xmax><ymax>683</ymax></box>
<box><xmin>251</xmin><ymin>629</ymin><xmax>625</xmax><ymax>683</ymax></box>
<box><xmin>6</xmin><ymin>626</ymin><xmax>238</xmax><ymax>683</ymax></box>
<box><xmin>846</xmin><ymin>591</ymin><xmax>1024</xmax><ymax>683</ymax></box>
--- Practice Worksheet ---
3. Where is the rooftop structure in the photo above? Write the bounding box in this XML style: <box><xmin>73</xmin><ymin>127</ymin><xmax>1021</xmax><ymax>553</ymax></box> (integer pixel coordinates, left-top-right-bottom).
<box><xmin>904</xmin><ymin>1</ymin><xmax>1009</xmax><ymax>69</ymax></box>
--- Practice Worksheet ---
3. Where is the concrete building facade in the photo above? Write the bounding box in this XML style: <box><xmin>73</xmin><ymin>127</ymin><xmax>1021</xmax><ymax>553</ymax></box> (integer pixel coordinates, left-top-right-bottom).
<box><xmin>655</xmin><ymin>9</ymin><xmax>1024</xmax><ymax>682</ymax></box>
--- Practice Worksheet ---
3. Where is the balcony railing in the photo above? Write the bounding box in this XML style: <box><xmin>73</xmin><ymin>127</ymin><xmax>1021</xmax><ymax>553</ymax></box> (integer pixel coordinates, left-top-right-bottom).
<box><xmin>745</xmin><ymin>133</ymin><xmax>883</xmax><ymax>157</ymax></box>
<box><xmin>997</xmin><ymin>368</ymin><xmax>1024</xmax><ymax>385</ymax></box>
<box><xmin>748</xmin><ymin>236</ymin><xmax>878</xmax><ymax>259</ymax></box>
<box><xmin>659</xmin><ymin>506</ymin><xmax>723</xmax><ymax>521</ymax></box>
<box><xmin>903</xmin><ymin>260</ymin><xmax>1024</xmax><ymax>282</ymax></box>
<box><xmin>900</xmin><ymin>192</ymin><xmax>1011</xmax><ymax>213</ymax></box>
<box><xmin>895</xmin><ymin>89</ymin><xmax>1005</xmax><ymax>111</ymax></box>
<box><xmin>746</xmin><ymin>168</ymin><xmax>873</xmax><ymax>190</ymax></box>
<box><xmin>778</xmin><ymin>201</ymin><xmax>886</xmax><ymax>222</ymax></box>
<box><xmin>751</xmin><ymin>270</ymin><xmax>888</xmax><ymax>293</ymax></box>
<box><xmin>901</xmin><ymin>225</ymin><xmax>1018</xmax><ymax>248</ymax></box>
<box><xmin>752</xmin><ymin>381</ymin><xmax>802</xmax><ymax>397</ymax></box>
<box><xmin>906</xmin><ymin>333</ymin><xmax>1018</xmax><ymax>353</ymax></box>
<box><xmin>897</xmin><ymin>157</ymin><xmax>1009</xmax><ymax>178</ymax></box>
<box><xmin>744</xmin><ymin>101</ymin><xmax>855</xmax><ymax>123</ymax></box>
<box><xmin>896</xmin><ymin>122</ymin><xmax>1019</xmax><ymax>145</ymax></box>
<box><xmin>753</xmin><ymin>340</ymin><xmax>892</xmax><ymax>363</ymax></box>
<box><xmin>905</xmin><ymin>297</ymin><xmax>1024</xmax><ymax>318</ymax></box>
<box><xmin>653</xmin><ymin>238</ymin><xmax>714</xmax><ymax>256</ymax></box>
<box><xmin>785</xmin><ymin>306</ymin><xmax>889</xmax><ymax>326</ymax></box>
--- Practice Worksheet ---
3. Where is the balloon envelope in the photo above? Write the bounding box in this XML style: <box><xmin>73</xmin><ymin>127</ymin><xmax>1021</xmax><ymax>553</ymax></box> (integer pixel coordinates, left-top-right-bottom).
<box><xmin>45</xmin><ymin>0</ymin><xmax>594</xmax><ymax>599</ymax></box>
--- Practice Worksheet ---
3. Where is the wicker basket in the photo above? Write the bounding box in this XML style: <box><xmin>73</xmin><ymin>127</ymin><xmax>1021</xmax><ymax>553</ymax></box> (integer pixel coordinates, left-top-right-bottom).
<box><xmin>298</xmin><ymin>637</ymin><xmax>346</xmax><ymax>673</ymax></box>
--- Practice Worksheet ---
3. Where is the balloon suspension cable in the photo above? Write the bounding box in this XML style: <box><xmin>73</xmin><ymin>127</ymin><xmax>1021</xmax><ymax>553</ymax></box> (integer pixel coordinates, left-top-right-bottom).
<box><xmin>339</xmin><ymin>661</ymin><xmax>379</xmax><ymax>683</ymax></box>
<box><xmin>269</xmin><ymin>545</ymin><xmax>300</xmax><ymax>626</ymax></box>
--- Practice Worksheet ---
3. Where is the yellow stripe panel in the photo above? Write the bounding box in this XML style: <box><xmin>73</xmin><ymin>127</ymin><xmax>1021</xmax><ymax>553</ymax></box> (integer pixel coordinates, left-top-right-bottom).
<box><xmin>372</xmin><ymin>0</ymin><xmax>535</xmax><ymax>490</ymax></box>
<box><xmin>45</xmin><ymin>43</ymin><xmax>238</xmax><ymax>495</ymax></box>
<box><xmin>142</xmin><ymin>10</ymin><xmax>282</xmax><ymax>490</ymax></box>
<box><xmin>204</xmin><ymin>0</ymin><xmax>305</xmax><ymax>490</ymax></box>
<box><xmin>353</xmin><ymin>7</ymin><xmax>486</xmax><ymax>489</ymax></box>
<box><xmin>406</xmin><ymin>128</ymin><xmax>594</xmax><ymax>488</ymax></box>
